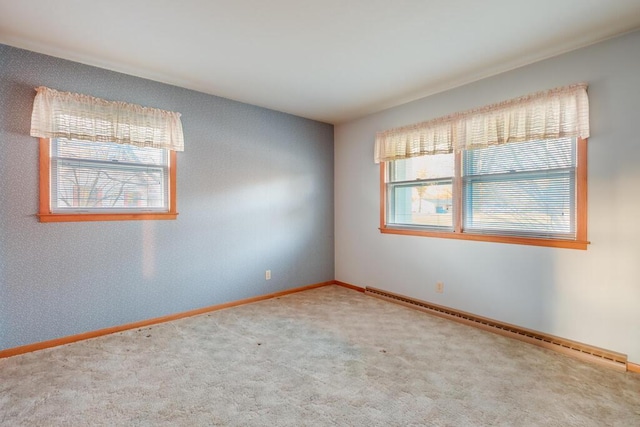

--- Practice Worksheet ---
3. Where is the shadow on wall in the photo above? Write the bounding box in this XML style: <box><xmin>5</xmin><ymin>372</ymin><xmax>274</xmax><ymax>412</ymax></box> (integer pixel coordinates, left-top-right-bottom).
<box><xmin>0</xmin><ymin>80</ymin><xmax>34</xmax><ymax>136</ymax></box>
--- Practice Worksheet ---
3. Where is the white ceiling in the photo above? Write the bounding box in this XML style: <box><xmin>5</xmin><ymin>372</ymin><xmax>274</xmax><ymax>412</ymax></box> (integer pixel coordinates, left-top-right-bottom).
<box><xmin>1</xmin><ymin>1</ymin><xmax>640</xmax><ymax>124</ymax></box>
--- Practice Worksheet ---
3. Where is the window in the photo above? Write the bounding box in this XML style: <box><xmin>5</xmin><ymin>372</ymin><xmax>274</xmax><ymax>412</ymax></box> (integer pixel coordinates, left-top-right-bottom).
<box><xmin>376</xmin><ymin>84</ymin><xmax>589</xmax><ymax>249</ymax></box>
<box><xmin>463</xmin><ymin>137</ymin><xmax>578</xmax><ymax>238</ymax></box>
<box><xmin>38</xmin><ymin>138</ymin><xmax>177</xmax><ymax>222</ymax></box>
<box><xmin>382</xmin><ymin>137</ymin><xmax>587</xmax><ymax>248</ymax></box>
<box><xmin>387</xmin><ymin>153</ymin><xmax>455</xmax><ymax>229</ymax></box>
<box><xmin>30</xmin><ymin>86</ymin><xmax>183</xmax><ymax>222</ymax></box>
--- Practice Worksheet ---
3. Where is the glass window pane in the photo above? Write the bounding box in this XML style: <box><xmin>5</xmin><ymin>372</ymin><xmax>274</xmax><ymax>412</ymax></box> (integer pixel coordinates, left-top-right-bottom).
<box><xmin>391</xmin><ymin>153</ymin><xmax>454</xmax><ymax>182</ymax></box>
<box><xmin>464</xmin><ymin>138</ymin><xmax>574</xmax><ymax>176</ymax></box>
<box><xmin>462</xmin><ymin>137</ymin><xmax>577</xmax><ymax>238</ymax></box>
<box><xmin>55</xmin><ymin>138</ymin><xmax>165</xmax><ymax>166</ymax></box>
<box><xmin>390</xmin><ymin>181</ymin><xmax>453</xmax><ymax>228</ymax></box>
<box><xmin>53</xmin><ymin>163</ymin><xmax>165</xmax><ymax>210</ymax></box>
<box><xmin>51</xmin><ymin>139</ymin><xmax>168</xmax><ymax>212</ymax></box>
<box><xmin>464</xmin><ymin>173</ymin><xmax>574</xmax><ymax>237</ymax></box>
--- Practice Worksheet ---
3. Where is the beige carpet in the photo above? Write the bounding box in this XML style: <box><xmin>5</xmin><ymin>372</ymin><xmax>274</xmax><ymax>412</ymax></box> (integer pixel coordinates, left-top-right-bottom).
<box><xmin>1</xmin><ymin>285</ymin><xmax>639</xmax><ymax>426</ymax></box>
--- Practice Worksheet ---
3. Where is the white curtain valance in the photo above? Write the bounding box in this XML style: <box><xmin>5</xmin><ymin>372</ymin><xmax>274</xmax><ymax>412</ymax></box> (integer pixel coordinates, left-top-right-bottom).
<box><xmin>374</xmin><ymin>83</ymin><xmax>589</xmax><ymax>163</ymax></box>
<box><xmin>30</xmin><ymin>86</ymin><xmax>184</xmax><ymax>152</ymax></box>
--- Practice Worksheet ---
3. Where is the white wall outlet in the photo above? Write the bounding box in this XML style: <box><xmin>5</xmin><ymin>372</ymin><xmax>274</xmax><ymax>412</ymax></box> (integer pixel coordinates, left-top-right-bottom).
<box><xmin>265</xmin><ymin>270</ymin><xmax>271</xmax><ymax>280</ymax></box>
<box><xmin>436</xmin><ymin>281</ymin><xmax>444</xmax><ymax>293</ymax></box>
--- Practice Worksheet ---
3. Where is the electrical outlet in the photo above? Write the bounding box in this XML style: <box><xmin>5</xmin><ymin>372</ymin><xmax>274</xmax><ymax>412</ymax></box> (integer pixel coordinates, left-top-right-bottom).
<box><xmin>265</xmin><ymin>270</ymin><xmax>271</xmax><ymax>280</ymax></box>
<box><xmin>436</xmin><ymin>281</ymin><xmax>444</xmax><ymax>293</ymax></box>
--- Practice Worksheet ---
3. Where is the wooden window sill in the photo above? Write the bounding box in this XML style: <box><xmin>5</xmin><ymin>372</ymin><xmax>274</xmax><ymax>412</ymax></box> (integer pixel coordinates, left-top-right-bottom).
<box><xmin>38</xmin><ymin>212</ymin><xmax>178</xmax><ymax>223</ymax></box>
<box><xmin>380</xmin><ymin>227</ymin><xmax>589</xmax><ymax>250</ymax></box>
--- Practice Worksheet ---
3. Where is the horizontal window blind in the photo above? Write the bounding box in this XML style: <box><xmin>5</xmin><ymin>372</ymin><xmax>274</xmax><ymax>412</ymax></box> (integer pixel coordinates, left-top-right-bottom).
<box><xmin>51</xmin><ymin>139</ymin><xmax>168</xmax><ymax>212</ymax></box>
<box><xmin>463</xmin><ymin>138</ymin><xmax>576</xmax><ymax>238</ymax></box>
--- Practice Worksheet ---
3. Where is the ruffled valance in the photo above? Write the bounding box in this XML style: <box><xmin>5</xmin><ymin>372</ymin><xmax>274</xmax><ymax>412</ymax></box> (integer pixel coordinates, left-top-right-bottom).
<box><xmin>374</xmin><ymin>84</ymin><xmax>589</xmax><ymax>163</ymax></box>
<box><xmin>30</xmin><ymin>86</ymin><xmax>184</xmax><ymax>152</ymax></box>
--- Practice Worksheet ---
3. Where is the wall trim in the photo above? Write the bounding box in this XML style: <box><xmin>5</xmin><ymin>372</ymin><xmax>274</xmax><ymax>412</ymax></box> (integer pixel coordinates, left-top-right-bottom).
<box><xmin>0</xmin><ymin>281</ymin><xmax>333</xmax><ymax>359</ymax></box>
<box><xmin>628</xmin><ymin>362</ymin><xmax>640</xmax><ymax>374</ymax></box>
<box><xmin>4</xmin><ymin>279</ymin><xmax>635</xmax><ymax>372</ymax></box>
<box><xmin>334</xmin><ymin>280</ymin><xmax>365</xmax><ymax>292</ymax></box>
<box><xmin>364</xmin><ymin>285</ymin><xmax>629</xmax><ymax>372</ymax></box>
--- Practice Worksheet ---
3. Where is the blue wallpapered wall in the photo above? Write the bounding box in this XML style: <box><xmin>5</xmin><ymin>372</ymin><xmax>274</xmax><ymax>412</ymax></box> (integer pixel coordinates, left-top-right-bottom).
<box><xmin>0</xmin><ymin>44</ymin><xmax>335</xmax><ymax>350</ymax></box>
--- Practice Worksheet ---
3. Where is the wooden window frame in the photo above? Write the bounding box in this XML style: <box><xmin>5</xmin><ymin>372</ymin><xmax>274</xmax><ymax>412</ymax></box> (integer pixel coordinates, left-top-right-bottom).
<box><xmin>38</xmin><ymin>138</ymin><xmax>178</xmax><ymax>222</ymax></box>
<box><xmin>379</xmin><ymin>138</ymin><xmax>588</xmax><ymax>250</ymax></box>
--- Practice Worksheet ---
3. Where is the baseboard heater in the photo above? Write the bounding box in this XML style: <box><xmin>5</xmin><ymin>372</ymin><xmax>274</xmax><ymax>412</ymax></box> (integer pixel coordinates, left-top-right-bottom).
<box><xmin>365</xmin><ymin>286</ymin><xmax>627</xmax><ymax>372</ymax></box>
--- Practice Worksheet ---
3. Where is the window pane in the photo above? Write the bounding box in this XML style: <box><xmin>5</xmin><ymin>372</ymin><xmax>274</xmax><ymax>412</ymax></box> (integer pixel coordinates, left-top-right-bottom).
<box><xmin>463</xmin><ymin>138</ymin><xmax>577</xmax><ymax>238</ymax></box>
<box><xmin>55</xmin><ymin>138</ymin><xmax>165</xmax><ymax>166</ymax></box>
<box><xmin>389</xmin><ymin>181</ymin><xmax>453</xmax><ymax>228</ymax></box>
<box><xmin>53</xmin><ymin>162</ymin><xmax>166</xmax><ymax>211</ymax></box>
<box><xmin>390</xmin><ymin>153</ymin><xmax>454</xmax><ymax>181</ymax></box>
<box><xmin>51</xmin><ymin>139</ymin><xmax>168</xmax><ymax>212</ymax></box>
<box><xmin>465</xmin><ymin>137</ymin><xmax>574</xmax><ymax>176</ymax></box>
<box><xmin>464</xmin><ymin>172</ymin><xmax>574</xmax><ymax>237</ymax></box>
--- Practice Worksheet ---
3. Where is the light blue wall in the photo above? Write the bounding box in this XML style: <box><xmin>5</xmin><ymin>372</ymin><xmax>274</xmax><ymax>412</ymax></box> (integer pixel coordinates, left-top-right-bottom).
<box><xmin>335</xmin><ymin>30</ymin><xmax>640</xmax><ymax>363</ymax></box>
<box><xmin>0</xmin><ymin>44</ymin><xmax>334</xmax><ymax>351</ymax></box>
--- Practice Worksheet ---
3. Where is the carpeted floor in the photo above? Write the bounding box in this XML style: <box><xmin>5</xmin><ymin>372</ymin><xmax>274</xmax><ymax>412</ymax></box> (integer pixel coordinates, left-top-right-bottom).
<box><xmin>1</xmin><ymin>285</ymin><xmax>639</xmax><ymax>426</ymax></box>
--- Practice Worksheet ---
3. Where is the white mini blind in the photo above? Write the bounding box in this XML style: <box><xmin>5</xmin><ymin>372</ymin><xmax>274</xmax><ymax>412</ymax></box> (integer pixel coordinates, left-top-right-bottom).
<box><xmin>50</xmin><ymin>139</ymin><xmax>169</xmax><ymax>212</ymax></box>
<box><xmin>30</xmin><ymin>86</ymin><xmax>184</xmax><ymax>152</ymax></box>
<box><xmin>462</xmin><ymin>137</ymin><xmax>576</xmax><ymax>238</ymax></box>
<box><xmin>375</xmin><ymin>84</ymin><xmax>589</xmax><ymax>163</ymax></box>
